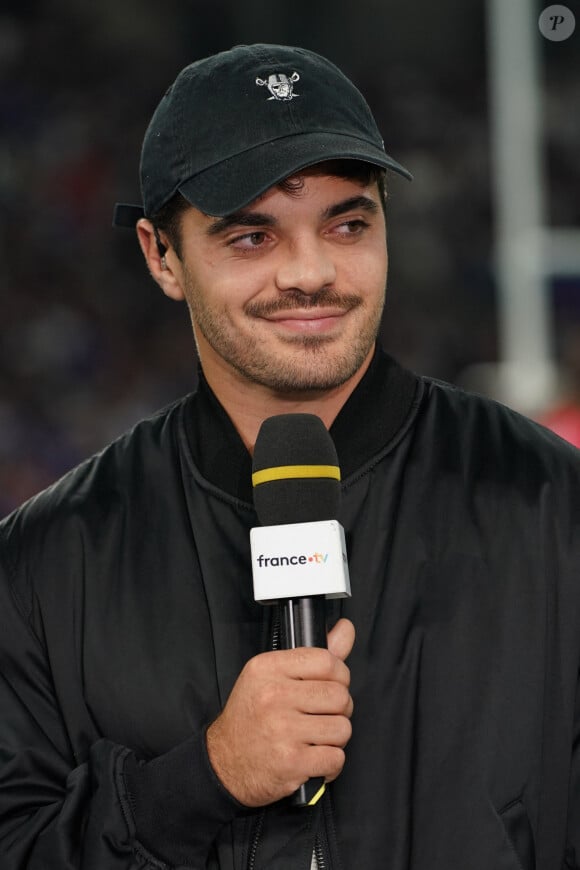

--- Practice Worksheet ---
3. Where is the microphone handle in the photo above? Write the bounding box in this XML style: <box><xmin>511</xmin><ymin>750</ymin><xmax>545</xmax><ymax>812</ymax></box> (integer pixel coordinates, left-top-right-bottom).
<box><xmin>282</xmin><ymin>596</ymin><xmax>327</xmax><ymax>807</ymax></box>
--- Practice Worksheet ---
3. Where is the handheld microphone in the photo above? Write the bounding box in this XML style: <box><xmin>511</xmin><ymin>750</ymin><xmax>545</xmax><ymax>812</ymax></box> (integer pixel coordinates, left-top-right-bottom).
<box><xmin>250</xmin><ymin>414</ymin><xmax>351</xmax><ymax>807</ymax></box>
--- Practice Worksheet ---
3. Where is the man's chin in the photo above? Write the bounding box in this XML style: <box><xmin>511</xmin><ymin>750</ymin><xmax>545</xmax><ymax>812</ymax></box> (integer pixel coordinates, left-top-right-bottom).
<box><xmin>241</xmin><ymin>351</ymin><xmax>372</xmax><ymax>395</ymax></box>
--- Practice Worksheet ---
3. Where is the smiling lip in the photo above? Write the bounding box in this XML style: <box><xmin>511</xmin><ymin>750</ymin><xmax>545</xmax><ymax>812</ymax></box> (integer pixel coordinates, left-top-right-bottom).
<box><xmin>261</xmin><ymin>308</ymin><xmax>349</xmax><ymax>334</ymax></box>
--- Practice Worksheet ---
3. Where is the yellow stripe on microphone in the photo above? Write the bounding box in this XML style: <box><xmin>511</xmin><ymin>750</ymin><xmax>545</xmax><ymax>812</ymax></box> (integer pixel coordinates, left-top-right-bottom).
<box><xmin>308</xmin><ymin>783</ymin><xmax>326</xmax><ymax>806</ymax></box>
<box><xmin>252</xmin><ymin>464</ymin><xmax>341</xmax><ymax>487</ymax></box>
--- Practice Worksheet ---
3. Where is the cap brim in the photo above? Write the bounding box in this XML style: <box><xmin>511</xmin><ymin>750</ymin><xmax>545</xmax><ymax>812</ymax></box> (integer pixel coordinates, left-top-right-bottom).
<box><xmin>178</xmin><ymin>132</ymin><xmax>412</xmax><ymax>217</ymax></box>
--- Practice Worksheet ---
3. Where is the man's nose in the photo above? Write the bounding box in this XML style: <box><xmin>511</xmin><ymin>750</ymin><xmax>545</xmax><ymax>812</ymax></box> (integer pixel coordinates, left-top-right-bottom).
<box><xmin>274</xmin><ymin>237</ymin><xmax>337</xmax><ymax>295</ymax></box>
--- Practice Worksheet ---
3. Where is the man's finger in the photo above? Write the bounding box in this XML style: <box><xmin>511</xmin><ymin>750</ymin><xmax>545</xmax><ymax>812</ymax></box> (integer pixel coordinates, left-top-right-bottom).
<box><xmin>327</xmin><ymin>618</ymin><xmax>355</xmax><ymax>661</ymax></box>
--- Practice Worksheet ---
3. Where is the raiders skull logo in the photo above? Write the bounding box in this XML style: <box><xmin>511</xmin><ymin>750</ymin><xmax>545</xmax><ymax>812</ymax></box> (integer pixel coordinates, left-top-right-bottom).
<box><xmin>255</xmin><ymin>72</ymin><xmax>300</xmax><ymax>101</ymax></box>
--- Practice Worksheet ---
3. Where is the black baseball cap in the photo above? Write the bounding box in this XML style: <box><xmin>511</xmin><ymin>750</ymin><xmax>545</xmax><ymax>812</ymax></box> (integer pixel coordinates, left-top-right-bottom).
<box><xmin>113</xmin><ymin>43</ymin><xmax>412</xmax><ymax>226</ymax></box>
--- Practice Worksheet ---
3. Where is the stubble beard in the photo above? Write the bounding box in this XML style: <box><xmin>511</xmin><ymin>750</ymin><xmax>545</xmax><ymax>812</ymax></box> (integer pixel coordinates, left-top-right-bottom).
<box><xmin>184</xmin><ymin>277</ymin><xmax>386</xmax><ymax>394</ymax></box>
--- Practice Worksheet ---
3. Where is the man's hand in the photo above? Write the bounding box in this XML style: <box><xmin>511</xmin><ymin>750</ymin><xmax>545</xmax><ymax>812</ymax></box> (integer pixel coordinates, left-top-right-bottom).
<box><xmin>206</xmin><ymin>618</ymin><xmax>355</xmax><ymax>807</ymax></box>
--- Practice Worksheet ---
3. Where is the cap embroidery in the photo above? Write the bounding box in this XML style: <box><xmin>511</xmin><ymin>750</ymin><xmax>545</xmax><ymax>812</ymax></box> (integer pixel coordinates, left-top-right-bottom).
<box><xmin>255</xmin><ymin>72</ymin><xmax>300</xmax><ymax>101</ymax></box>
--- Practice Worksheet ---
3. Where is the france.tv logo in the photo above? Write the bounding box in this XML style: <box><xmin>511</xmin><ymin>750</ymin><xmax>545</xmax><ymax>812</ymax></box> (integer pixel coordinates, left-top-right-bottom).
<box><xmin>255</xmin><ymin>552</ymin><xmax>329</xmax><ymax>567</ymax></box>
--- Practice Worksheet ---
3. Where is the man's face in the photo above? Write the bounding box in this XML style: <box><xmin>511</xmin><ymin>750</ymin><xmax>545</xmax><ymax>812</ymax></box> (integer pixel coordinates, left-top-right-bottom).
<box><xmin>174</xmin><ymin>169</ymin><xmax>388</xmax><ymax>394</ymax></box>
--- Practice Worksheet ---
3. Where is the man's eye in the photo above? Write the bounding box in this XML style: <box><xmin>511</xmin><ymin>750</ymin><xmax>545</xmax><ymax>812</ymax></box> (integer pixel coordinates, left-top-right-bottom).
<box><xmin>336</xmin><ymin>219</ymin><xmax>369</xmax><ymax>235</ymax></box>
<box><xmin>229</xmin><ymin>231</ymin><xmax>269</xmax><ymax>249</ymax></box>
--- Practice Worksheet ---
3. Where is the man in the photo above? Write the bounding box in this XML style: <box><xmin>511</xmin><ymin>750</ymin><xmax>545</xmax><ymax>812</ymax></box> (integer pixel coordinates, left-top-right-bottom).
<box><xmin>1</xmin><ymin>43</ymin><xmax>579</xmax><ymax>870</ymax></box>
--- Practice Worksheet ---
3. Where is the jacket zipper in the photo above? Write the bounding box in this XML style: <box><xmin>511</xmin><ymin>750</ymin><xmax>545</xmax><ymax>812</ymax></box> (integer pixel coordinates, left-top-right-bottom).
<box><xmin>247</xmin><ymin>810</ymin><xmax>265</xmax><ymax>870</ymax></box>
<box><xmin>270</xmin><ymin>603</ymin><xmax>281</xmax><ymax>651</ymax></box>
<box><xmin>314</xmin><ymin>835</ymin><xmax>327</xmax><ymax>870</ymax></box>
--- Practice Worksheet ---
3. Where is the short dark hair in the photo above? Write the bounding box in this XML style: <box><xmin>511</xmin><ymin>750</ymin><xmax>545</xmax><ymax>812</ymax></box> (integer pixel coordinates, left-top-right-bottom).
<box><xmin>151</xmin><ymin>159</ymin><xmax>387</xmax><ymax>261</ymax></box>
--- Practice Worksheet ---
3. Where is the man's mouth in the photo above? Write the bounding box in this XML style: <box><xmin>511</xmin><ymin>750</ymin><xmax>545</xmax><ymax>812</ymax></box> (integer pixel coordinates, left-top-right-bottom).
<box><xmin>260</xmin><ymin>307</ymin><xmax>352</xmax><ymax>334</ymax></box>
<box><xmin>264</xmin><ymin>307</ymin><xmax>349</xmax><ymax>322</ymax></box>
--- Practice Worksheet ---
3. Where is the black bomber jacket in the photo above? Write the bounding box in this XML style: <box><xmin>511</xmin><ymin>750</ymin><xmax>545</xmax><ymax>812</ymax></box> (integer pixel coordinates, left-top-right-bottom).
<box><xmin>1</xmin><ymin>346</ymin><xmax>580</xmax><ymax>870</ymax></box>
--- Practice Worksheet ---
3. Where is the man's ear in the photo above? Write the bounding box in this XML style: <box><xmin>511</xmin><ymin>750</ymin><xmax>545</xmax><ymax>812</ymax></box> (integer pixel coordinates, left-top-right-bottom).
<box><xmin>136</xmin><ymin>219</ymin><xmax>185</xmax><ymax>301</ymax></box>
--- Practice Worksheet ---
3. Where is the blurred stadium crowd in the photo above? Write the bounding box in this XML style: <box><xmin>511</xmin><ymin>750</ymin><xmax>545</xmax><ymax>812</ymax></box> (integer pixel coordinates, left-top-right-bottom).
<box><xmin>0</xmin><ymin>0</ymin><xmax>578</xmax><ymax>516</ymax></box>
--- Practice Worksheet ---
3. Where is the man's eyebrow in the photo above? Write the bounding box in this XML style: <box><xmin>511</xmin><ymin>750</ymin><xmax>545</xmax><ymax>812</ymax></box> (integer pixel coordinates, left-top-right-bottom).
<box><xmin>205</xmin><ymin>195</ymin><xmax>379</xmax><ymax>237</ymax></box>
<box><xmin>205</xmin><ymin>211</ymin><xmax>277</xmax><ymax>236</ymax></box>
<box><xmin>322</xmin><ymin>195</ymin><xmax>379</xmax><ymax>221</ymax></box>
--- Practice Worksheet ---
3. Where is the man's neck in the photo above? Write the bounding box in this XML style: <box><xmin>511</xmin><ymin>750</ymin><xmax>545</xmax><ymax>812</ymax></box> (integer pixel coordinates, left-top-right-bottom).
<box><xmin>200</xmin><ymin>348</ymin><xmax>376</xmax><ymax>453</ymax></box>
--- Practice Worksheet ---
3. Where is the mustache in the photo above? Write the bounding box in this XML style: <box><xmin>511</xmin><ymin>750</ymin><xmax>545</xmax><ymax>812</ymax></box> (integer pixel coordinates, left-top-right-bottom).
<box><xmin>245</xmin><ymin>289</ymin><xmax>362</xmax><ymax>318</ymax></box>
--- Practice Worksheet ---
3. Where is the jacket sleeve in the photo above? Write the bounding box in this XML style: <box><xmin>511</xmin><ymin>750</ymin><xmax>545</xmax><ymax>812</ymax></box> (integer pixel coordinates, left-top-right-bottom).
<box><xmin>0</xmin><ymin>543</ymin><xmax>241</xmax><ymax>870</ymax></box>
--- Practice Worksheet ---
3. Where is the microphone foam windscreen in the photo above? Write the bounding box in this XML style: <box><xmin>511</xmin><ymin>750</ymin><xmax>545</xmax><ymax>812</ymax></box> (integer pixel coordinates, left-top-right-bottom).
<box><xmin>252</xmin><ymin>414</ymin><xmax>341</xmax><ymax>525</ymax></box>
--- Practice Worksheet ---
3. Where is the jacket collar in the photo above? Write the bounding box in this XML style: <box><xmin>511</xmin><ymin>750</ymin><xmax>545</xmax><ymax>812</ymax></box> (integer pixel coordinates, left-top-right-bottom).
<box><xmin>185</xmin><ymin>345</ymin><xmax>420</xmax><ymax>504</ymax></box>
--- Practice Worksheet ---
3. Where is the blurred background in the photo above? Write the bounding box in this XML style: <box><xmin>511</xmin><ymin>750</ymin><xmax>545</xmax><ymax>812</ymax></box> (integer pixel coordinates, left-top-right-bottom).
<box><xmin>0</xmin><ymin>0</ymin><xmax>578</xmax><ymax>516</ymax></box>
